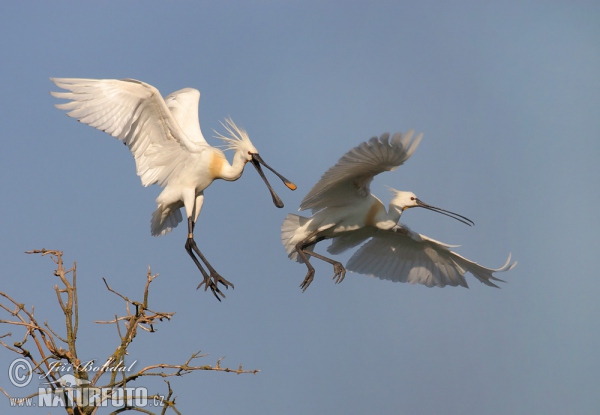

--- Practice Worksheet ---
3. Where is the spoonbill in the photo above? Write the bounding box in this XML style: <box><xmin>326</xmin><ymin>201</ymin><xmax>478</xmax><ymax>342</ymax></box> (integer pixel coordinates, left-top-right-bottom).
<box><xmin>282</xmin><ymin>131</ymin><xmax>515</xmax><ymax>291</ymax></box>
<box><xmin>51</xmin><ymin>78</ymin><xmax>296</xmax><ymax>300</ymax></box>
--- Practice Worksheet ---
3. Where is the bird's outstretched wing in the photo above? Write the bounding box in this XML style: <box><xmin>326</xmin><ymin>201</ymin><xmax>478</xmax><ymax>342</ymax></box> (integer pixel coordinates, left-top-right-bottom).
<box><xmin>299</xmin><ymin>131</ymin><xmax>422</xmax><ymax>213</ymax></box>
<box><xmin>51</xmin><ymin>78</ymin><xmax>208</xmax><ymax>187</ymax></box>
<box><xmin>163</xmin><ymin>88</ymin><xmax>207</xmax><ymax>146</ymax></box>
<box><xmin>334</xmin><ymin>225</ymin><xmax>515</xmax><ymax>288</ymax></box>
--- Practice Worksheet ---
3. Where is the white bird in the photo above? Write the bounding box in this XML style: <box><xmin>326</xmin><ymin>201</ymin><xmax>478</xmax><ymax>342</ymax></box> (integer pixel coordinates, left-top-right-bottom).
<box><xmin>51</xmin><ymin>78</ymin><xmax>296</xmax><ymax>300</ymax></box>
<box><xmin>282</xmin><ymin>131</ymin><xmax>515</xmax><ymax>291</ymax></box>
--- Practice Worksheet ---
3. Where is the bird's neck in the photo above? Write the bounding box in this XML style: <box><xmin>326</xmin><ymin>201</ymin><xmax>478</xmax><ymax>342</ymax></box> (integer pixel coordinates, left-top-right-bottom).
<box><xmin>379</xmin><ymin>204</ymin><xmax>403</xmax><ymax>229</ymax></box>
<box><xmin>219</xmin><ymin>151</ymin><xmax>248</xmax><ymax>181</ymax></box>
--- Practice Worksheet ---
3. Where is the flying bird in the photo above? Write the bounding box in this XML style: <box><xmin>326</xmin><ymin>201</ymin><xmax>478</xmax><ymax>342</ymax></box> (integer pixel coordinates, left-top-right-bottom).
<box><xmin>282</xmin><ymin>131</ymin><xmax>515</xmax><ymax>291</ymax></box>
<box><xmin>51</xmin><ymin>78</ymin><xmax>296</xmax><ymax>300</ymax></box>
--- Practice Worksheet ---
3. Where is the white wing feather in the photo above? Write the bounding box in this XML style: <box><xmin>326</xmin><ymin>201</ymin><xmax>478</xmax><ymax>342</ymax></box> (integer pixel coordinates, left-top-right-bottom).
<box><xmin>327</xmin><ymin>228</ymin><xmax>375</xmax><ymax>255</ymax></box>
<box><xmin>299</xmin><ymin>131</ymin><xmax>422</xmax><ymax>213</ymax></box>
<box><xmin>51</xmin><ymin>78</ymin><xmax>208</xmax><ymax>187</ymax></box>
<box><xmin>163</xmin><ymin>88</ymin><xmax>207</xmax><ymax>145</ymax></box>
<box><xmin>344</xmin><ymin>225</ymin><xmax>516</xmax><ymax>288</ymax></box>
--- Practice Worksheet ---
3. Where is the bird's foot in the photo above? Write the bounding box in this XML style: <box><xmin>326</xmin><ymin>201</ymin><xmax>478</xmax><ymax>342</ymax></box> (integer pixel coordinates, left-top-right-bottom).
<box><xmin>197</xmin><ymin>271</ymin><xmax>234</xmax><ymax>301</ymax></box>
<box><xmin>300</xmin><ymin>269</ymin><xmax>315</xmax><ymax>292</ymax></box>
<box><xmin>210</xmin><ymin>271</ymin><xmax>234</xmax><ymax>290</ymax></box>
<box><xmin>197</xmin><ymin>278</ymin><xmax>224</xmax><ymax>301</ymax></box>
<box><xmin>332</xmin><ymin>262</ymin><xmax>346</xmax><ymax>284</ymax></box>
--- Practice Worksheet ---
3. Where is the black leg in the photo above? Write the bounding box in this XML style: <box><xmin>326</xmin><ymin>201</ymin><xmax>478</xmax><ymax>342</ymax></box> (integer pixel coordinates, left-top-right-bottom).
<box><xmin>185</xmin><ymin>217</ymin><xmax>234</xmax><ymax>301</ymax></box>
<box><xmin>295</xmin><ymin>241</ymin><xmax>316</xmax><ymax>292</ymax></box>
<box><xmin>294</xmin><ymin>236</ymin><xmax>346</xmax><ymax>292</ymax></box>
<box><xmin>302</xmin><ymin>250</ymin><xmax>346</xmax><ymax>285</ymax></box>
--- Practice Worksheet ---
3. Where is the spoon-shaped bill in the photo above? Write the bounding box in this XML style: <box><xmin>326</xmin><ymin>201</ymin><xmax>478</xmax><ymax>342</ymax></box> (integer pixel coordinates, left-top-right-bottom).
<box><xmin>415</xmin><ymin>199</ymin><xmax>474</xmax><ymax>226</ymax></box>
<box><xmin>251</xmin><ymin>154</ymin><xmax>297</xmax><ymax>191</ymax></box>
<box><xmin>250</xmin><ymin>154</ymin><xmax>296</xmax><ymax>208</ymax></box>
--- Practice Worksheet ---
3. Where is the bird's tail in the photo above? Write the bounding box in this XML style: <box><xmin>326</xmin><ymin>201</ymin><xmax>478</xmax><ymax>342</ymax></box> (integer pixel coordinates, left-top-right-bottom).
<box><xmin>281</xmin><ymin>213</ymin><xmax>313</xmax><ymax>263</ymax></box>
<box><xmin>151</xmin><ymin>204</ymin><xmax>183</xmax><ymax>237</ymax></box>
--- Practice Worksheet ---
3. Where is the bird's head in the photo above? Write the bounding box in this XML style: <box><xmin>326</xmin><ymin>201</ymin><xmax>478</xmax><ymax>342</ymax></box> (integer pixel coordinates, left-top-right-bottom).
<box><xmin>389</xmin><ymin>190</ymin><xmax>419</xmax><ymax>210</ymax></box>
<box><xmin>215</xmin><ymin>118</ymin><xmax>296</xmax><ymax>208</ymax></box>
<box><xmin>388</xmin><ymin>187</ymin><xmax>474</xmax><ymax>226</ymax></box>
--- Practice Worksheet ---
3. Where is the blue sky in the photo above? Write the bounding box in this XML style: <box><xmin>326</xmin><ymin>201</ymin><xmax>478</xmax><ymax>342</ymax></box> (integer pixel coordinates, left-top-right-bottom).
<box><xmin>1</xmin><ymin>1</ymin><xmax>599</xmax><ymax>414</ymax></box>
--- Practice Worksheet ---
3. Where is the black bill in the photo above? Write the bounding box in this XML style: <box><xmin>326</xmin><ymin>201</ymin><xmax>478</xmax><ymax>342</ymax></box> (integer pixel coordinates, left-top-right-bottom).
<box><xmin>415</xmin><ymin>199</ymin><xmax>474</xmax><ymax>226</ymax></box>
<box><xmin>251</xmin><ymin>153</ymin><xmax>297</xmax><ymax>208</ymax></box>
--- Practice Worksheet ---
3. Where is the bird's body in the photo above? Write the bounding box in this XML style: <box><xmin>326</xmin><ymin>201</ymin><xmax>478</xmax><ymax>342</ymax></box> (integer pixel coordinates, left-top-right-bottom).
<box><xmin>283</xmin><ymin>194</ymin><xmax>391</xmax><ymax>250</ymax></box>
<box><xmin>52</xmin><ymin>78</ymin><xmax>295</xmax><ymax>299</ymax></box>
<box><xmin>282</xmin><ymin>131</ymin><xmax>515</xmax><ymax>290</ymax></box>
<box><xmin>150</xmin><ymin>141</ymin><xmax>250</xmax><ymax>236</ymax></box>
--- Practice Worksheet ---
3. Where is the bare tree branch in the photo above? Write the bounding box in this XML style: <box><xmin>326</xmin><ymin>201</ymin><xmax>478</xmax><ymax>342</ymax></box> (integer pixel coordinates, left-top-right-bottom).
<box><xmin>0</xmin><ymin>249</ymin><xmax>258</xmax><ymax>414</ymax></box>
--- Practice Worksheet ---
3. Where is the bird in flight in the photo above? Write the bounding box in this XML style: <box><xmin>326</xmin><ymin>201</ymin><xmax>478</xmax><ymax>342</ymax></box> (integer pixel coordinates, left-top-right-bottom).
<box><xmin>51</xmin><ymin>78</ymin><xmax>296</xmax><ymax>300</ymax></box>
<box><xmin>282</xmin><ymin>131</ymin><xmax>515</xmax><ymax>291</ymax></box>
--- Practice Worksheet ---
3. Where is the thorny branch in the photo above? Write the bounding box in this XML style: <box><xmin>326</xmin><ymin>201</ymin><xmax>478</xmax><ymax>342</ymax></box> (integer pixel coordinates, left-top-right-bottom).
<box><xmin>0</xmin><ymin>249</ymin><xmax>259</xmax><ymax>414</ymax></box>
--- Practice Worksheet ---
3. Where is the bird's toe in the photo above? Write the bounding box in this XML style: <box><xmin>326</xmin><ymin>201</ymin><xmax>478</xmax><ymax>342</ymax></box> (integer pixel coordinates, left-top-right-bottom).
<box><xmin>333</xmin><ymin>263</ymin><xmax>346</xmax><ymax>284</ymax></box>
<box><xmin>300</xmin><ymin>270</ymin><xmax>315</xmax><ymax>292</ymax></box>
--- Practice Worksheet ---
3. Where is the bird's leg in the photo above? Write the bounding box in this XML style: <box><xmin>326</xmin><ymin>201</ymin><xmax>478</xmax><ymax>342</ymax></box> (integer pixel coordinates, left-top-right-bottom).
<box><xmin>295</xmin><ymin>240</ymin><xmax>316</xmax><ymax>292</ymax></box>
<box><xmin>301</xmin><ymin>249</ymin><xmax>346</xmax><ymax>285</ymax></box>
<box><xmin>186</xmin><ymin>217</ymin><xmax>234</xmax><ymax>301</ymax></box>
<box><xmin>184</xmin><ymin>220</ymin><xmax>222</xmax><ymax>300</ymax></box>
<box><xmin>294</xmin><ymin>235</ymin><xmax>346</xmax><ymax>291</ymax></box>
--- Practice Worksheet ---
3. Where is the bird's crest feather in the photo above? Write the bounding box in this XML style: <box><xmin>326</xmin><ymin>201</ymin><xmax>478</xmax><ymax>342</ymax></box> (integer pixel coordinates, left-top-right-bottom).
<box><xmin>214</xmin><ymin>117</ymin><xmax>254</xmax><ymax>153</ymax></box>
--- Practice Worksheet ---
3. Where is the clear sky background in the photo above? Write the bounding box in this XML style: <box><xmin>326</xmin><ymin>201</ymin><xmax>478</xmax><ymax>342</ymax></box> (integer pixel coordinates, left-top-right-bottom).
<box><xmin>1</xmin><ymin>1</ymin><xmax>599</xmax><ymax>414</ymax></box>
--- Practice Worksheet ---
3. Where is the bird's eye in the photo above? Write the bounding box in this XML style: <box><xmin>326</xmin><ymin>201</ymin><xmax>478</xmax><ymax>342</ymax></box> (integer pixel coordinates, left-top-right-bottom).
<box><xmin>248</xmin><ymin>151</ymin><xmax>252</xmax><ymax>155</ymax></box>
<box><xmin>410</xmin><ymin>197</ymin><xmax>415</xmax><ymax>200</ymax></box>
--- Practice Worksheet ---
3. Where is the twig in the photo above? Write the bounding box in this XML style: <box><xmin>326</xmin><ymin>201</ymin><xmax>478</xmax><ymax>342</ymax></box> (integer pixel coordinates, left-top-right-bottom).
<box><xmin>0</xmin><ymin>249</ymin><xmax>260</xmax><ymax>415</ymax></box>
